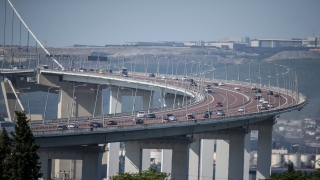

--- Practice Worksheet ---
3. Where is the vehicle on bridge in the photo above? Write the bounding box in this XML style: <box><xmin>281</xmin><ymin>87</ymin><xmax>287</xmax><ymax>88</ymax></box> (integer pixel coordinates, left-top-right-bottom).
<box><xmin>163</xmin><ymin>114</ymin><xmax>177</xmax><ymax>122</ymax></box>
<box><xmin>238</xmin><ymin>107</ymin><xmax>245</xmax><ymax>112</ymax></box>
<box><xmin>99</xmin><ymin>70</ymin><xmax>105</xmax><ymax>74</ymax></box>
<box><xmin>90</xmin><ymin>122</ymin><xmax>103</xmax><ymax>127</ymax></box>
<box><xmin>57</xmin><ymin>125</ymin><xmax>68</xmax><ymax>130</ymax></box>
<box><xmin>216</xmin><ymin>110</ymin><xmax>225</xmax><ymax>116</ymax></box>
<box><xmin>218</xmin><ymin>82</ymin><xmax>225</xmax><ymax>86</ymax></box>
<box><xmin>67</xmin><ymin>123</ymin><xmax>79</xmax><ymax>129</ymax></box>
<box><xmin>120</xmin><ymin>68</ymin><xmax>128</xmax><ymax>77</ymax></box>
<box><xmin>234</xmin><ymin>87</ymin><xmax>240</xmax><ymax>90</ymax></box>
<box><xmin>148</xmin><ymin>73</ymin><xmax>155</xmax><ymax>77</ymax></box>
<box><xmin>216</xmin><ymin>102</ymin><xmax>223</xmax><ymax>107</ymax></box>
<box><xmin>137</xmin><ymin>111</ymin><xmax>147</xmax><ymax>118</ymax></box>
<box><xmin>147</xmin><ymin>113</ymin><xmax>156</xmax><ymax>118</ymax></box>
<box><xmin>186</xmin><ymin>113</ymin><xmax>195</xmax><ymax>119</ymax></box>
<box><xmin>133</xmin><ymin>118</ymin><xmax>144</xmax><ymax>124</ymax></box>
<box><xmin>107</xmin><ymin>121</ymin><xmax>117</xmax><ymax>125</ymax></box>
<box><xmin>267</xmin><ymin>91</ymin><xmax>273</xmax><ymax>95</ymax></box>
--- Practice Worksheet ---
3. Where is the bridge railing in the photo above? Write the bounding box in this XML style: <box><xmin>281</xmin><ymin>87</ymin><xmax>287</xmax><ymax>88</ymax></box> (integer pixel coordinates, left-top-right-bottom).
<box><xmin>32</xmin><ymin>93</ymin><xmax>306</xmax><ymax>136</ymax></box>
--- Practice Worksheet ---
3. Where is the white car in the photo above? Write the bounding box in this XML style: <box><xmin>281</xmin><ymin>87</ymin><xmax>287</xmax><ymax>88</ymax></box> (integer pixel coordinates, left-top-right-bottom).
<box><xmin>218</xmin><ymin>82</ymin><xmax>225</xmax><ymax>86</ymax></box>
<box><xmin>268</xmin><ymin>103</ymin><xmax>274</xmax><ymax>108</ymax></box>
<box><xmin>136</xmin><ymin>111</ymin><xmax>147</xmax><ymax>117</ymax></box>
<box><xmin>263</xmin><ymin>100</ymin><xmax>269</xmax><ymax>104</ymax></box>
<box><xmin>234</xmin><ymin>87</ymin><xmax>240</xmax><ymax>90</ymax></box>
<box><xmin>67</xmin><ymin>123</ymin><xmax>79</xmax><ymax>128</ymax></box>
<box><xmin>161</xmin><ymin>76</ymin><xmax>167</xmax><ymax>79</ymax></box>
<box><xmin>259</xmin><ymin>98</ymin><xmax>265</xmax><ymax>103</ymax></box>
<box><xmin>182</xmin><ymin>77</ymin><xmax>188</xmax><ymax>81</ymax></box>
<box><xmin>168</xmin><ymin>115</ymin><xmax>177</xmax><ymax>121</ymax></box>
<box><xmin>172</xmin><ymin>76</ymin><xmax>178</xmax><ymax>80</ymax></box>
<box><xmin>238</xmin><ymin>107</ymin><xmax>245</xmax><ymax>112</ymax></box>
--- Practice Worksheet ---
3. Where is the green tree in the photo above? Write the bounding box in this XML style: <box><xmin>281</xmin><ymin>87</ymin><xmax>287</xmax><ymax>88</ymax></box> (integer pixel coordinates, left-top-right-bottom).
<box><xmin>0</xmin><ymin>127</ymin><xmax>11</xmax><ymax>179</ymax></box>
<box><xmin>6</xmin><ymin>111</ymin><xmax>41</xmax><ymax>180</ymax></box>
<box><xmin>110</xmin><ymin>167</ymin><xmax>172</xmax><ymax>180</ymax></box>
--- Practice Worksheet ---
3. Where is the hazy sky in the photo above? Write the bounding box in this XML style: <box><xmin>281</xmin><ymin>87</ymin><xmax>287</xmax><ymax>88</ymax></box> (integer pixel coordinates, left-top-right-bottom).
<box><xmin>0</xmin><ymin>0</ymin><xmax>319</xmax><ymax>47</ymax></box>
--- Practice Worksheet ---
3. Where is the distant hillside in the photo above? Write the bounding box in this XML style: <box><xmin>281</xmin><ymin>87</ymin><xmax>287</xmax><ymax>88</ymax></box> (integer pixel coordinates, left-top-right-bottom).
<box><xmin>265</xmin><ymin>51</ymin><xmax>320</xmax><ymax>61</ymax></box>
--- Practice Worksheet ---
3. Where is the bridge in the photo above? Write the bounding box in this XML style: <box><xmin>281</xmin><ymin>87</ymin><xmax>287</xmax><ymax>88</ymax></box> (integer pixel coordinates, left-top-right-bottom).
<box><xmin>0</xmin><ymin>1</ymin><xmax>307</xmax><ymax>180</ymax></box>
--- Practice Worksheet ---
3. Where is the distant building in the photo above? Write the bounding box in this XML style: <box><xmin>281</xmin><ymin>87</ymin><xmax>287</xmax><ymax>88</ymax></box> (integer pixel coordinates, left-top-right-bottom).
<box><xmin>219</xmin><ymin>37</ymin><xmax>250</xmax><ymax>43</ymax></box>
<box><xmin>250</xmin><ymin>39</ymin><xmax>303</xmax><ymax>48</ymax></box>
<box><xmin>302</xmin><ymin>37</ymin><xmax>320</xmax><ymax>48</ymax></box>
<box><xmin>204</xmin><ymin>42</ymin><xmax>247</xmax><ymax>50</ymax></box>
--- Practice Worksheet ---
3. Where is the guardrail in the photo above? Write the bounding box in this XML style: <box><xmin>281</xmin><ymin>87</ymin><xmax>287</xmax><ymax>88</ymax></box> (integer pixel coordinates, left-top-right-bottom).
<box><xmin>32</xmin><ymin>94</ymin><xmax>306</xmax><ymax>136</ymax></box>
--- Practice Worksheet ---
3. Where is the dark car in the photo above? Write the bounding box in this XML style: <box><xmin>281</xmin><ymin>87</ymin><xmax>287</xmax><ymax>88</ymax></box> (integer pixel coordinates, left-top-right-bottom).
<box><xmin>256</xmin><ymin>89</ymin><xmax>262</xmax><ymax>93</ymax></box>
<box><xmin>254</xmin><ymin>96</ymin><xmax>261</xmax><ymax>99</ymax></box>
<box><xmin>57</xmin><ymin>124</ymin><xmax>68</xmax><ymax>130</ymax></box>
<box><xmin>267</xmin><ymin>91</ymin><xmax>273</xmax><ymax>95</ymax></box>
<box><xmin>133</xmin><ymin>118</ymin><xmax>144</xmax><ymax>124</ymax></box>
<box><xmin>205</xmin><ymin>110</ymin><xmax>213</xmax><ymax>115</ymax></box>
<box><xmin>213</xmin><ymin>83</ymin><xmax>218</xmax><ymax>86</ymax></box>
<box><xmin>203</xmin><ymin>113</ymin><xmax>211</xmax><ymax>118</ymax></box>
<box><xmin>275</xmin><ymin>93</ymin><xmax>281</xmax><ymax>97</ymax></box>
<box><xmin>107</xmin><ymin>120</ymin><xmax>117</xmax><ymax>125</ymax></box>
<box><xmin>90</xmin><ymin>122</ymin><xmax>103</xmax><ymax>127</ymax></box>
<box><xmin>148</xmin><ymin>73</ymin><xmax>155</xmax><ymax>77</ymax></box>
<box><xmin>190</xmin><ymin>82</ymin><xmax>197</xmax><ymax>86</ymax></box>
<box><xmin>147</xmin><ymin>113</ymin><xmax>156</xmax><ymax>118</ymax></box>
<box><xmin>216</xmin><ymin>102</ymin><xmax>223</xmax><ymax>107</ymax></box>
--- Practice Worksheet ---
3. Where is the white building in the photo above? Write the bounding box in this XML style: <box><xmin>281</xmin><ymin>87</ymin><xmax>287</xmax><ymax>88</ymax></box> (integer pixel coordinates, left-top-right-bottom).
<box><xmin>250</xmin><ymin>39</ymin><xmax>302</xmax><ymax>48</ymax></box>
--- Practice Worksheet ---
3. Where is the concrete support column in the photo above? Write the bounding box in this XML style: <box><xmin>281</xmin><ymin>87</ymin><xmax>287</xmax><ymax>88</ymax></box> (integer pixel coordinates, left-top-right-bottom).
<box><xmin>171</xmin><ymin>143</ymin><xmax>189</xmax><ymax>180</ymax></box>
<box><xmin>125</xmin><ymin>141</ymin><xmax>142</xmax><ymax>173</ymax></box>
<box><xmin>215</xmin><ymin>133</ymin><xmax>246</xmax><ymax>180</ymax></box>
<box><xmin>244</xmin><ymin>131</ymin><xmax>251</xmax><ymax>180</ymax></box>
<box><xmin>38</xmin><ymin>152</ymin><xmax>52</xmax><ymax>180</ymax></box>
<box><xmin>106</xmin><ymin>143</ymin><xmax>120</xmax><ymax>179</ymax></box>
<box><xmin>109</xmin><ymin>87</ymin><xmax>122</xmax><ymax>114</ymax></box>
<box><xmin>142</xmin><ymin>91</ymin><xmax>153</xmax><ymax>111</ymax></box>
<box><xmin>188</xmin><ymin>134</ymin><xmax>201</xmax><ymax>180</ymax></box>
<box><xmin>57</xmin><ymin>82</ymin><xmax>101</xmax><ymax>118</ymax></box>
<box><xmin>1</xmin><ymin>79</ymin><xmax>24</xmax><ymax>121</ymax></box>
<box><xmin>82</xmin><ymin>148</ymin><xmax>103</xmax><ymax>180</ymax></box>
<box><xmin>161</xmin><ymin>149</ymin><xmax>172</xmax><ymax>179</ymax></box>
<box><xmin>256</xmin><ymin>124</ymin><xmax>273</xmax><ymax>180</ymax></box>
<box><xmin>142</xmin><ymin>149</ymin><xmax>151</xmax><ymax>171</ymax></box>
<box><xmin>199</xmin><ymin>139</ymin><xmax>214</xmax><ymax>180</ymax></box>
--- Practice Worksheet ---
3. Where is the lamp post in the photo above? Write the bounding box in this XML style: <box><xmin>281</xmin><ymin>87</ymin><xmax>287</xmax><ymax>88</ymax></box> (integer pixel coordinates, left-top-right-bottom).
<box><xmin>43</xmin><ymin>86</ymin><xmax>60</xmax><ymax>124</ymax></box>
<box><xmin>268</xmin><ymin>75</ymin><xmax>271</xmax><ymax>104</ymax></box>
<box><xmin>225</xmin><ymin>61</ymin><xmax>228</xmax><ymax>83</ymax></box>
<box><xmin>132</xmin><ymin>83</ymin><xmax>139</xmax><ymax>123</ymax></box>
<box><xmin>70</xmin><ymin>83</ymin><xmax>86</xmax><ymax>118</ymax></box>
<box><xmin>90</xmin><ymin>88</ymin><xmax>104</xmax><ymax>127</ymax></box>
<box><xmin>92</xmin><ymin>84</ymin><xmax>101</xmax><ymax>118</ymax></box>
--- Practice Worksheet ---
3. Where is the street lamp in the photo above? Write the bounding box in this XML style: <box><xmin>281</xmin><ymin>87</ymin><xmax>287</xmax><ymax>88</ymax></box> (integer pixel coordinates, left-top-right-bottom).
<box><xmin>43</xmin><ymin>86</ymin><xmax>60</xmax><ymax>124</ymax></box>
<box><xmin>70</xmin><ymin>83</ymin><xmax>87</xmax><ymax>118</ymax></box>
<box><xmin>93</xmin><ymin>85</ymin><xmax>101</xmax><ymax>118</ymax></box>
<box><xmin>90</xmin><ymin>88</ymin><xmax>105</xmax><ymax>127</ymax></box>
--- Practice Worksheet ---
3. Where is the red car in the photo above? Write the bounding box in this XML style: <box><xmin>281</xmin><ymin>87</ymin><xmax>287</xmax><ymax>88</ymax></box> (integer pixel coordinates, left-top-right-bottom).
<box><xmin>216</xmin><ymin>102</ymin><xmax>223</xmax><ymax>107</ymax></box>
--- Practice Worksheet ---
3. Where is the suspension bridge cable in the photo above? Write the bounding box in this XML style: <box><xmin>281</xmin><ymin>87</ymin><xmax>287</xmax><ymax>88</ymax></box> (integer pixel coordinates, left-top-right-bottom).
<box><xmin>7</xmin><ymin>0</ymin><xmax>64</xmax><ymax>70</ymax></box>
<box><xmin>2</xmin><ymin>0</ymin><xmax>7</xmax><ymax>56</ymax></box>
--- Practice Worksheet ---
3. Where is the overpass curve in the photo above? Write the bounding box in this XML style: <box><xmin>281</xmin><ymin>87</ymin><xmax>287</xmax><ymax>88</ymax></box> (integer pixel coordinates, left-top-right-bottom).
<box><xmin>3</xmin><ymin>68</ymin><xmax>304</xmax><ymax>147</ymax></box>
